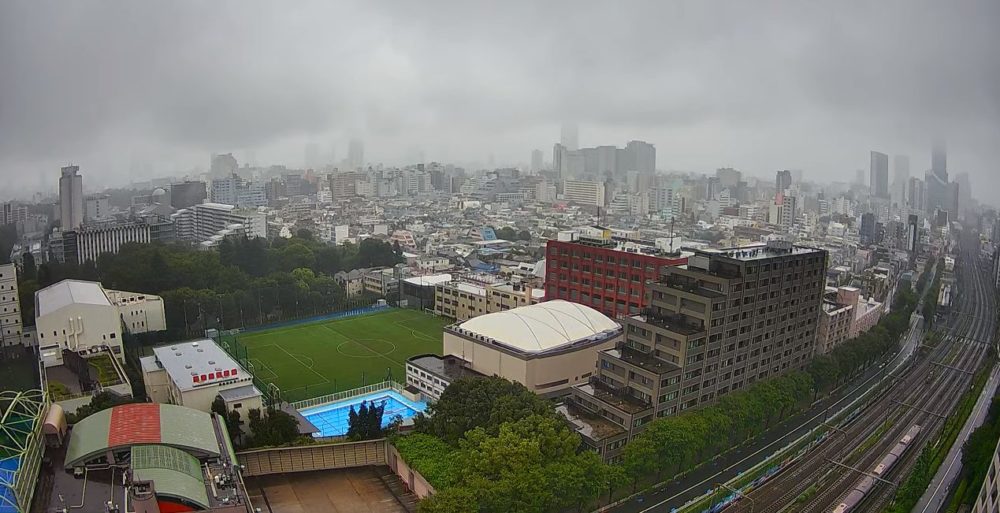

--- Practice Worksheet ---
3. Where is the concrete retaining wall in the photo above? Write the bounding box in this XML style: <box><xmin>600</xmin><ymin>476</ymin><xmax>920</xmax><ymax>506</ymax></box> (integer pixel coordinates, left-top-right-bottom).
<box><xmin>237</xmin><ymin>439</ymin><xmax>388</xmax><ymax>476</ymax></box>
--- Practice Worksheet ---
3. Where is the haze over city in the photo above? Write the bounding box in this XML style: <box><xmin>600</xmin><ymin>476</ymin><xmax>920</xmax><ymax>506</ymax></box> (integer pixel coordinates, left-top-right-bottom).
<box><xmin>1</xmin><ymin>0</ymin><xmax>999</xmax><ymax>199</ymax></box>
<box><xmin>5</xmin><ymin>3</ymin><xmax>1000</xmax><ymax>513</ymax></box>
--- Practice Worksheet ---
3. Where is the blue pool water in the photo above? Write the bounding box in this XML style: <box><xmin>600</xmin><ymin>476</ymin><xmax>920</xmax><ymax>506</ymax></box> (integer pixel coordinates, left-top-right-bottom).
<box><xmin>299</xmin><ymin>390</ymin><xmax>427</xmax><ymax>438</ymax></box>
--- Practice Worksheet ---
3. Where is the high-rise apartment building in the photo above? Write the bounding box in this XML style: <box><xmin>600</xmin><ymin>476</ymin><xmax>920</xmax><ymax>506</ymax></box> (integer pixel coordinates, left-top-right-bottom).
<box><xmin>860</xmin><ymin>212</ymin><xmax>876</xmax><ymax>245</ymax></box>
<box><xmin>566</xmin><ymin>241</ymin><xmax>826</xmax><ymax>460</ymax></box>
<box><xmin>59</xmin><ymin>165</ymin><xmax>84</xmax><ymax>230</ymax></box>
<box><xmin>0</xmin><ymin>264</ymin><xmax>22</xmax><ymax>349</ymax></box>
<box><xmin>906</xmin><ymin>214</ymin><xmax>919</xmax><ymax>253</ymax></box>
<box><xmin>531</xmin><ymin>149</ymin><xmax>544</xmax><ymax>172</ymax></box>
<box><xmin>1</xmin><ymin>203</ymin><xmax>29</xmax><ymax>227</ymax></box>
<box><xmin>775</xmin><ymin>170</ymin><xmax>792</xmax><ymax>192</ymax></box>
<box><xmin>870</xmin><ymin>151</ymin><xmax>890</xmax><ymax>199</ymax></box>
<box><xmin>209</xmin><ymin>174</ymin><xmax>266</xmax><ymax>208</ymax></box>
<box><xmin>907</xmin><ymin>177</ymin><xmax>926</xmax><ymax>212</ymax></box>
<box><xmin>544</xmin><ymin>229</ymin><xmax>687</xmax><ymax>319</ymax></box>
<box><xmin>562</xmin><ymin>179</ymin><xmax>606</xmax><ymax>207</ymax></box>
<box><xmin>171</xmin><ymin>203</ymin><xmax>265</xmax><ymax>247</ymax></box>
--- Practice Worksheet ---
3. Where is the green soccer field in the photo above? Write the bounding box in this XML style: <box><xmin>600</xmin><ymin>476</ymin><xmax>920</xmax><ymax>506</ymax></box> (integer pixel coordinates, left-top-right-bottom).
<box><xmin>231</xmin><ymin>309</ymin><xmax>448</xmax><ymax>402</ymax></box>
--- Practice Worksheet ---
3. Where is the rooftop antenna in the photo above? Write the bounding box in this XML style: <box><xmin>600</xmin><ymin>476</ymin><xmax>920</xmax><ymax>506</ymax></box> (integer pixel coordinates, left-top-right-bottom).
<box><xmin>669</xmin><ymin>216</ymin><xmax>676</xmax><ymax>253</ymax></box>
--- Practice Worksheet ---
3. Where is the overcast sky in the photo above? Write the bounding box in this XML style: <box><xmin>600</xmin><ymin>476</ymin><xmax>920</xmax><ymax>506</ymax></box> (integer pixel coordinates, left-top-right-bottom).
<box><xmin>1</xmin><ymin>0</ymin><xmax>998</xmax><ymax>202</ymax></box>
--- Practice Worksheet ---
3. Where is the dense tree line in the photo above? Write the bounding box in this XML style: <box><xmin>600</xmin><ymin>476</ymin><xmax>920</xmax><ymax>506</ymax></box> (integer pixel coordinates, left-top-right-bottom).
<box><xmin>493</xmin><ymin>226</ymin><xmax>532</xmax><ymax>241</ymax></box>
<box><xmin>245</xmin><ymin>407</ymin><xmax>303</xmax><ymax>448</ymax></box>
<box><xmin>18</xmin><ymin>233</ymin><xmax>402</xmax><ymax>337</ymax></box>
<box><xmin>622</xmin><ymin>372</ymin><xmax>815</xmax><ymax>484</ymax></box>
<box><xmin>399</xmin><ymin>377</ymin><xmax>622</xmax><ymax>513</ymax></box>
<box><xmin>922</xmin><ymin>257</ymin><xmax>945</xmax><ymax>328</ymax></box>
<box><xmin>957</xmin><ymin>397</ymin><xmax>1000</xmax><ymax>509</ymax></box>
<box><xmin>413</xmin><ymin>377</ymin><xmax>557</xmax><ymax>443</ymax></box>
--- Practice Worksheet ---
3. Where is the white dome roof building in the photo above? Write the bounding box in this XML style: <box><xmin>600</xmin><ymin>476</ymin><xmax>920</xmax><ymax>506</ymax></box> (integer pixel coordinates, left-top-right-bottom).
<box><xmin>442</xmin><ymin>300</ymin><xmax>622</xmax><ymax>396</ymax></box>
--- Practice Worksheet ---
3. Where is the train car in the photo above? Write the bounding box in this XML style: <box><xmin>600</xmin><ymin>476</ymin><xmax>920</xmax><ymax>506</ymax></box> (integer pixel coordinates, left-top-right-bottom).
<box><xmin>831</xmin><ymin>425</ymin><xmax>922</xmax><ymax>513</ymax></box>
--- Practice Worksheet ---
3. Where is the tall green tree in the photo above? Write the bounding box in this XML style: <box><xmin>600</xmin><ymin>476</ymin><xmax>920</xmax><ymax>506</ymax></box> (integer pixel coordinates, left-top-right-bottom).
<box><xmin>413</xmin><ymin>377</ymin><xmax>555</xmax><ymax>444</ymax></box>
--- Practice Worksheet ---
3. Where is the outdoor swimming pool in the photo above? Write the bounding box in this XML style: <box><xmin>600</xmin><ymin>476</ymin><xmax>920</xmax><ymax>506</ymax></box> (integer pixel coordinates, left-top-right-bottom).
<box><xmin>299</xmin><ymin>389</ymin><xmax>427</xmax><ymax>438</ymax></box>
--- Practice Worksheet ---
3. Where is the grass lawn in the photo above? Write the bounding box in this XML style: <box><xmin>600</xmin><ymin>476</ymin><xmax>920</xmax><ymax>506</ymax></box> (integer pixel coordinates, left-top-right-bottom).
<box><xmin>232</xmin><ymin>309</ymin><xmax>448</xmax><ymax>402</ymax></box>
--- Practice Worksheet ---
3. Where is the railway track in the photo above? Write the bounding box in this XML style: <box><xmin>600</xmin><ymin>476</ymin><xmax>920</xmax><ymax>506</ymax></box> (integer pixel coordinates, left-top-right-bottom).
<box><xmin>725</xmin><ymin>236</ymin><xmax>993</xmax><ymax>513</ymax></box>
<box><xmin>850</xmin><ymin>245</ymin><xmax>996</xmax><ymax>513</ymax></box>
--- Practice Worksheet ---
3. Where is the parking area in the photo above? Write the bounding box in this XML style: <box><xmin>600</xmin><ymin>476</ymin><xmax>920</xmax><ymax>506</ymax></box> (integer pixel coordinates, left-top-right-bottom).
<box><xmin>245</xmin><ymin>466</ymin><xmax>414</xmax><ymax>513</ymax></box>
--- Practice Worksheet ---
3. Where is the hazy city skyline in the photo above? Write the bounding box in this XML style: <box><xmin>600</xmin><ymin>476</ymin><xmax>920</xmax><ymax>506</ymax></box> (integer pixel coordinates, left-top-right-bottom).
<box><xmin>1</xmin><ymin>1</ymin><xmax>998</xmax><ymax>201</ymax></box>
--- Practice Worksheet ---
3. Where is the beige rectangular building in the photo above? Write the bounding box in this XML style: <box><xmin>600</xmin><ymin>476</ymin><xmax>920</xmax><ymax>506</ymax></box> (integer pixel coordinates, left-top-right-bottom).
<box><xmin>435</xmin><ymin>280</ymin><xmax>542</xmax><ymax>321</ymax></box>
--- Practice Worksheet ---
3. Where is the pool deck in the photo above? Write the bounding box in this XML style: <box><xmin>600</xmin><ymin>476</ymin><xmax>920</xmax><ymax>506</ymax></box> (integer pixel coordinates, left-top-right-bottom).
<box><xmin>299</xmin><ymin>390</ymin><xmax>426</xmax><ymax>416</ymax></box>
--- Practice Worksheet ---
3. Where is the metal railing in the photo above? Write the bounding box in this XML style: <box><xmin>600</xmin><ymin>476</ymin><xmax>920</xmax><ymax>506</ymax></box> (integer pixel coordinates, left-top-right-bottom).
<box><xmin>290</xmin><ymin>380</ymin><xmax>405</xmax><ymax>410</ymax></box>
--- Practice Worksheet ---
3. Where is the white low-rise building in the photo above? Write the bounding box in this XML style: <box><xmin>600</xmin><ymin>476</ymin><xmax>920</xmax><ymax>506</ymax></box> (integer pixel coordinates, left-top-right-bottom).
<box><xmin>140</xmin><ymin>338</ymin><xmax>263</xmax><ymax>416</ymax></box>
<box><xmin>442</xmin><ymin>300</ymin><xmax>622</xmax><ymax>396</ymax></box>
<box><xmin>35</xmin><ymin>280</ymin><xmax>166</xmax><ymax>367</ymax></box>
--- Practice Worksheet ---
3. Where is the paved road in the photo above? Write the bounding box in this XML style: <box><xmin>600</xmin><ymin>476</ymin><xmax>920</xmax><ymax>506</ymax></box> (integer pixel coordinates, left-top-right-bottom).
<box><xmin>913</xmin><ymin>362</ymin><xmax>1000</xmax><ymax>513</ymax></box>
<box><xmin>608</xmin><ymin>312</ymin><xmax>925</xmax><ymax>513</ymax></box>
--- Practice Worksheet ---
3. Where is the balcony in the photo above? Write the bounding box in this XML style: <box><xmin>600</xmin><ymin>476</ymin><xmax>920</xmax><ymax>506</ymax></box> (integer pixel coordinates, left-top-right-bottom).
<box><xmin>615</xmin><ymin>345</ymin><xmax>680</xmax><ymax>376</ymax></box>
<box><xmin>587</xmin><ymin>376</ymin><xmax>653</xmax><ymax>415</ymax></box>
<box><xmin>638</xmin><ymin>308</ymin><xmax>706</xmax><ymax>336</ymax></box>
<box><xmin>658</xmin><ymin>277</ymin><xmax>726</xmax><ymax>299</ymax></box>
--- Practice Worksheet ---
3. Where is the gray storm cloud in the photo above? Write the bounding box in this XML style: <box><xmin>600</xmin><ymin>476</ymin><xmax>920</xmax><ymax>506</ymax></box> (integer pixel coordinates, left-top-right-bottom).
<box><xmin>0</xmin><ymin>0</ymin><xmax>997</xmax><ymax>200</ymax></box>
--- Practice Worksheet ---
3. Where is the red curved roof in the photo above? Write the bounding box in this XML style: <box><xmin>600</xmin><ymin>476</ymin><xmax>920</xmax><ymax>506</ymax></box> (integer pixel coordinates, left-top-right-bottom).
<box><xmin>108</xmin><ymin>403</ymin><xmax>161</xmax><ymax>446</ymax></box>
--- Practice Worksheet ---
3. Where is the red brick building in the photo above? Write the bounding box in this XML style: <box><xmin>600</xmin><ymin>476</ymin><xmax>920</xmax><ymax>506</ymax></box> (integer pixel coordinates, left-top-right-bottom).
<box><xmin>545</xmin><ymin>233</ymin><xmax>687</xmax><ymax>319</ymax></box>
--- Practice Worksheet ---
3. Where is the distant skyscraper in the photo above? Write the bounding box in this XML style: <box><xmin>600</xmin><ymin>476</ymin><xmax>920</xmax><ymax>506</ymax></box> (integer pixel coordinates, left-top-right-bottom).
<box><xmin>560</xmin><ymin>123</ymin><xmax>579</xmax><ymax>151</ymax></box>
<box><xmin>775</xmin><ymin>170</ymin><xmax>792</xmax><ymax>192</ymax></box>
<box><xmin>531</xmin><ymin>149</ymin><xmax>544</xmax><ymax>172</ymax></box>
<box><xmin>210</xmin><ymin>153</ymin><xmax>238</xmax><ymax>179</ymax></box>
<box><xmin>59</xmin><ymin>165</ymin><xmax>84</xmax><ymax>230</ymax></box>
<box><xmin>907</xmin><ymin>177</ymin><xmax>925</xmax><ymax>212</ymax></box>
<box><xmin>348</xmin><ymin>139</ymin><xmax>365</xmax><ymax>170</ymax></box>
<box><xmin>623</xmin><ymin>140</ymin><xmax>656</xmax><ymax>174</ymax></box>
<box><xmin>553</xmin><ymin>143</ymin><xmax>567</xmax><ymax>179</ymax></box>
<box><xmin>955</xmin><ymin>173</ymin><xmax>971</xmax><ymax>220</ymax></box>
<box><xmin>869</xmin><ymin>151</ymin><xmax>889</xmax><ymax>199</ymax></box>
<box><xmin>925</xmin><ymin>141</ymin><xmax>957</xmax><ymax>216</ymax></box>
<box><xmin>892</xmin><ymin>155</ymin><xmax>910</xmax><ymax>206</ymax></box>
<box><xmin>932</xmin><ymin>140</ymin><xmax>947</xmax><ymax>179</ymax></box>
